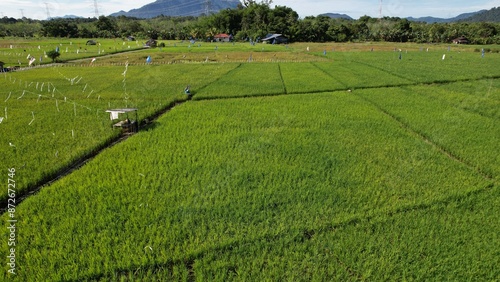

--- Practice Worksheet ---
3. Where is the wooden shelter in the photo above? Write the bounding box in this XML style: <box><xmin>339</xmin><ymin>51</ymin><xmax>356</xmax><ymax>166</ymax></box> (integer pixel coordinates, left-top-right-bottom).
<box><xmin>106</xmin><ymin>108</ymin><xmax>139</xmax><ymax>133</ymax></box>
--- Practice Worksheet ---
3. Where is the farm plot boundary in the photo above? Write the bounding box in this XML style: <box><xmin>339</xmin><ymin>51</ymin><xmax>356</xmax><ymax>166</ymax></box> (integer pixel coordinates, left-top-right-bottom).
<box><xmin>353</xmin><ymin>91</ymin><xmax>495</xmax><ymax>181</ymax></box>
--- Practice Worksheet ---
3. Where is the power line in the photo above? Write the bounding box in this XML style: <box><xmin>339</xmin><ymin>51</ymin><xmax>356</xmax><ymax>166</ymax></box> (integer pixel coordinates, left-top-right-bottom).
<box><xmin>133</xmin><ymin>0</ymin><xmax>237</xmax><ymax>18</ymax></box>
<box><xmin>134</xmin><ymin>0</ymin><xmax>216</xmax><ymax>17</ymax></box>
<box><xmin>165</xmin><ymin>0</ymin><xmax>206</xmax><ymax>12</ymax></box>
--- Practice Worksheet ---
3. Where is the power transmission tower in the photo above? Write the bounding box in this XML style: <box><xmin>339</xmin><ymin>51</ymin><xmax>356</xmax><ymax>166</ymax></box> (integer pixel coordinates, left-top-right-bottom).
<box><xmin>44</xmin><ymin>2</ymin><xmax>51</xmax><ymax>19</ymax></box>
<box><xmin>379</xmin><ymin>0</ymin><xmax>383</xmax><ymax>18</ymax></box>
<box><xmin>205</xmin><ymin>0</ymin><xmax>212</xmax><ymax>15</ymax></box>
<box><xmin>93</xmin><ymin>0</ymin><xmax>100</xmax><ymax>18</ymax></box>
<box><xmin>19</xmin><ymin>9</ymin><xmax>25</xmax><ymax>18</ymax></box>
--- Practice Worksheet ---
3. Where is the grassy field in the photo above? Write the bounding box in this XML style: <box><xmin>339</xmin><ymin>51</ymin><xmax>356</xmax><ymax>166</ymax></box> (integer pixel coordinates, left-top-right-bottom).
<box><xmin>1</xmin><ymin>41</ymin><xmax>499</xmax><ymax>280</ymax></box>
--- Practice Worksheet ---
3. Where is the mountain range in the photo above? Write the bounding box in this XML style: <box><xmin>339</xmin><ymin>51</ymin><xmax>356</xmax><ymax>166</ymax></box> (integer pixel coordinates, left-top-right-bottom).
<box><xmin>322</xmin><ymin>8</ymin><xmax>499</xmax><ymax>23</ymax></box>
<box><xmin>109</xmin><ymin>1</ymin><xmax>499</xmax><ymax>23</ymax></box>
<box><xmin>406</xmin><ymin>10</ymin><xmax>487</xmax><ymax>23</ymax></box>
<box><xmin>110</xmin><ymin>0</ymin><xmax>241</xmax><ymax>18</ymax></box>
<box><xmin>463</xmin><ymin>7</ymin><xmax>500</xmax><ymax>22</ymax></box>
<box><xmin>320</xmin><ymin>13</ymin><xmax>353</xmax><ymax>20</ymax></box>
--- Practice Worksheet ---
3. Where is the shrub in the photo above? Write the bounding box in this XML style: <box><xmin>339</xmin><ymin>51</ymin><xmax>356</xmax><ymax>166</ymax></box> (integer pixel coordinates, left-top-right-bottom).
<box><xmin>46</xmin><ymin>50</ymin><xmax>61</xmax><ymax>62</ymax></box>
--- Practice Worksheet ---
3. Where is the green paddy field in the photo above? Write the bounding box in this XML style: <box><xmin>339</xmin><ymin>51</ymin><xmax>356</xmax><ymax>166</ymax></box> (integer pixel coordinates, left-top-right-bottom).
<box><xmin>1</xmin><ymin>39</ymin><xmax>499</xmax><ymax>280</ymax></box>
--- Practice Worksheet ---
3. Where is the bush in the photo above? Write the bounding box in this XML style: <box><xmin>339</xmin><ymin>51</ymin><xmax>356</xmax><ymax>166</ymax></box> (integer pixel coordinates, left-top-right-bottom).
<box><xmin>46</xmin><ymin>50</ymin><xmax>61</xmax><ymax>62</ymax></box>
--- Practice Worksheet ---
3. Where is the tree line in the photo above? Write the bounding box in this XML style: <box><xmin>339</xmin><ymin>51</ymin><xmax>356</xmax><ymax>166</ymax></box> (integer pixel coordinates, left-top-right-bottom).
<box><xmin>1</xmin><ymin>1</ymin><xmax>499</xmax><ymax>44</ymax></box>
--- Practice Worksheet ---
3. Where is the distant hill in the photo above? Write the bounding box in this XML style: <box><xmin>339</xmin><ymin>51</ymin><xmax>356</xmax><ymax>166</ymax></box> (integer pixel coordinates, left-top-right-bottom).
<box><xmin>62</xmin><ymin>15</ymin><xmax>83</xmax><ymax>19</ymax></box>
<box><xmin>320</xmin><ymin>13</ymin><xmax>353</xmax><ymax>20</ymax></box>
<box><xmin>110</xmin><ymin>0</ymin><xmax>241</xmax><ymax>18</ymax></box>
<box><xmin>407</xmin><ymin>10</ymin><xmax>486</xmax><ymax>23</ymax></box>
<box><xmin>461</xmin><ymin>7</ymin><xmax>500</xmax><ymax>22</ymax></box>
<box><xmin>46</xmin><ymin>15</ymin><xmax>82</xmax><ymax>20</ymax></box>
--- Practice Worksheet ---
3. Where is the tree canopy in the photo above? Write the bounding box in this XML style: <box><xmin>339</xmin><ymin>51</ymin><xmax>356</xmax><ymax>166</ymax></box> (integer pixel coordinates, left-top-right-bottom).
<box><xmin>0</xmin><ymin>3</ymin><xmax>499</xmax><ymax>44</ymax></box>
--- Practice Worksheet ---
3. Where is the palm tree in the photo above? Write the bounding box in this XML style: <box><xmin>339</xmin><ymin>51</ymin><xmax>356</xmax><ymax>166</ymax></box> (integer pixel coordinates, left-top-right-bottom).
<box><xmin>206</xmin><ymin>27</ymin><xmax>218</xmax><ymax>41</ymax></box>
<box><xmin>190</xmin><ymin>28</ymin><xmax>200</xmax><ymax>40</ymax></box>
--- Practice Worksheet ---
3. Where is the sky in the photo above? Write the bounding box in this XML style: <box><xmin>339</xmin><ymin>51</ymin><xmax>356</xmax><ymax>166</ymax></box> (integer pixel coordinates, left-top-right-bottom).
<box><xmin>1</xmin><ymin>0</ymin><xmax>499</xmax><ymax>20</ymax></box>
